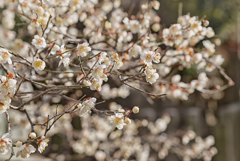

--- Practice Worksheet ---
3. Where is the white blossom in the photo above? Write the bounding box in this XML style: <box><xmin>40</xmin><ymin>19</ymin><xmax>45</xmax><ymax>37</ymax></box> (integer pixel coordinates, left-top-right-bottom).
<box><xmin>76</xmin><ymin>42</ymin><xmax>91</xmax><ymax>57</ymax></box>
<box><xmin>129</xmin><ymin>20</ymin><xmax>140</xmax><ymax>34</ymax></box>
<box><xmin>0</xmin><ymin>49</ymin><xmax>12</xmax><ymax>64</ymax></box>
<box><xmin>32</xmin><ymin>59</ymin><xmax>46</xmax><ymax>71</ymax></box>
<box><xmin>0</xmin><ymin>133</ymin><xmax>12</xmax><ymax>154</ymax></box>
<box><xmin>16</xmin><ymin>144</ymin><xmax>36</xmax><ymax>159</ymax></box>
<box><xmin>38</xmin><ymin>136</ymin><xmax>49</xmax><ymax>153</ymax></box>
<box><xmin>79</xmin><ymin>97</ymin><xmax>96</xmax><ymax>117</ymax></box>
<box><xmin>109</xmin><ymin>113</ymin><xmax>126</xmax><ymax>130</ymax></box>
<box><xmin>32</xmin><ymin>35</ymin><xmax>47</xmax><ymax>49</ymax></box>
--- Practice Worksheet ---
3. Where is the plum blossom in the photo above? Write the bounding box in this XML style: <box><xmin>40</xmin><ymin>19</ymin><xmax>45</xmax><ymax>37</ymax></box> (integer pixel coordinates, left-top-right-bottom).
<box><xmin>90</xmin><ymin>79</ymin><xmax>103</xmax><ymax>91</ymax></box>
<box><xmin>129</xmin><ymin>20</ymin><xmax>140</xmax><ymax>34</ymax></box>
<box><xmin>0</xmin><ymin>100</ymin><xmax>10</xmax><ymax>114</ymax></box>
<box><xmin>50</xmin><ymin>44</ymin><xmax>60</xmax><ymax>55</ymax></box>
<box><xmin>152</xmin><ymin>1</ymin><xmax>160</xmax><ymax>10</ymax></box>
<box><xmin>128</xmin><ymin>44</ymin><xmax>142</xmax><ymax>58</ymax></box>
<box><xmin>31</xmin><ymin>35</ymin><xmax>47</xmax><ymax>49</ymax></box>
<box><xmin>109</xmin><ymin>113</ymin><xmax>126</xmax><ymax>130</ymax></box>
<box><xmin>144</xmin><ymin>67</ymin><xmax>159</xmax><ymax>84</ymax></box>
<box><xmin>0</xmin><ymin>74</ymin><xmax>17</xmax><ymax>97</ymax></box>
<box><xmin>32</xmin><ymin>59</ymin><xmax>46</xmax><ymax>71</ymax></box>
<box><xmin>76</xmin><ymin>42</ymin><xmax>91</xmax><ymax>57</ymax></box>
<box><xmin>38</xmin><ymin>136</ymin><xmax>49</xmax><ymax>153</ymax></box>
<box><xmin>92</xmin><ymin>65</ymin><xmax>108</xmax><ymax>82</ymax></box>
<box><xmin>58</xmin><ymin>53</ymin><xmax>71</xmax><ymax>67</ymax></box>
<box><xmin>16</xmin><ymin>144</ymin><xmax>36</xmax><ymax>159</ymax></box>
<box><xmin>0</xmin><ymin>133</ymin><xmax>12</xmax><ymax>154</ymax></box>
<box><xmin>132</xmin><ymin>106</ymin><xmax>139</xmax><ymax>114</ymax></box>
<box><xmin>79</xmin><ymin>97</ymin><xmax>97</xmax><ymax>117</ymax></box>
<box><xmin>0</xmin><ymin>49</ymin><xmax>12</xmax><ymax>64</ymax></box>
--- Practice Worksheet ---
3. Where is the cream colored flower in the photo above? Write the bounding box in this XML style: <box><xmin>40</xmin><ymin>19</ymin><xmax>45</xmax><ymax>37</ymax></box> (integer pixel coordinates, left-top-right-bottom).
<box><xmin>146</xmin><ymin>72</ymin><xmax>159</xmax><ymax>84</ymax></box>
<box><xmin>132</xmin><ymin>106</ymin><xmax>139</xmax><ymax>114</ymax></box>
<box><xmin>34</xmin><ymin>6</ymin><xmax>44</xmax><ymax>16</ymax></box>
<box><xmin>128</xmin><ymin>44</ymin><xmax>142</xmax><ymax>58</ymax></box>
<box><xmin>129</xmin><ymin>20</ymin><xmax>140</xmax><ymax>34</ymax></box>
<box><xmin>0</xmin><ymin>133</ymin><xmax>12</xmax><ymax>154</ymax></box>
<box><xmin>0</xmin><ymin>100</ymin><xmax>10</xmax><ymax>114</ymax></box>
<box><xmin>0</xmin><ymin>49</ymin><xmax>12</xmax><ymax>64</ymax></box>
<box><xmin>32</xmin><ymin>35</ymin><xmax>47</xmax><ymax>49</ymax></box>
<box><xmin>79</xmin><ymin>97</ymin><xmax>97</xmax><ymax>117</ymax></box>
<box><xmin>110</xmin><ymin>113</ymin><xmax>126</xmax><ymax>130</ymax></box>
<box><xmin>16</xmin><ymin>144</ymin><xmax>36</xmax><ymax>159</ymax></box>
<box><xmin>152</xmin><ymin>1</ymin><xmax>160</xmax><ymax>10</ymax></box>
<box><xmin>32</xmin><ymin>59</ymin><xmax>46</xmax><ymax>71</ymax></box>
<box><xmin>76</xmin><ymin>42</ymin><xmax>91</xmax><ymax>57</ymax></box>
<box><xmin>38</xmin><ymin>136</ymin><xmax>49</xmax><ymax>153</ymax></box>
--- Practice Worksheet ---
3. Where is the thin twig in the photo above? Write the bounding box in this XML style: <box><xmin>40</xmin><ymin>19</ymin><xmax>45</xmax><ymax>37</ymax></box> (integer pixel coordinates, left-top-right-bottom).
<box><xmin>24</xmin><ymin>109</ymin><xmax>35</xmax><ymax>132</ymax></box>
<box><xmin>13</xmin><ymin>73</ymin><xmax>26</xmax><ymax>97</ymax></box>
<box><xmin>5</xmin><ymin>111</ymin><xmax>11</xmax><ymax>133</ymax></box>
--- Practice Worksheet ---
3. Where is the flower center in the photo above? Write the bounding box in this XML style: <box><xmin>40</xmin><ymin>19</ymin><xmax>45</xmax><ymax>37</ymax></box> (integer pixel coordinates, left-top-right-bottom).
<box><xmin>0</xmin><ymin>141</ymin><xmax>7</xmax><ymax>150</ymax></box>
<box><xmin>34</xmin><ymin>61</ymin><xmax>43</xmax><ymax>67</ymax></box>
<box><xmin>36</xmin><ymin>38</ymin><xmax>43</xmax><ymax>45</ymax></box>
<box><xmin>80</xmin><ymin>46</ymin><xmax>86</xmax><ymax>52</ymax></box>
<box><xmin>2</xmin><ymin>52</ymin><xmax>9</xmax><ymax>59</ymax></box>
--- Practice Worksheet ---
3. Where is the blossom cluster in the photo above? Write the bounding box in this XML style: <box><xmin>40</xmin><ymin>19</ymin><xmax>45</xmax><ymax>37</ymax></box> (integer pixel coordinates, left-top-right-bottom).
<box><xmin>0</xmin><ymin>73</ymin><xmax>16</xmax><ymax>114</ymax></box>
<box><xmin>0</xmin><ymin>132</ymin><xmax>48</xmax><ymax>159</ymax></box>
<box><xmin>71</xmin><ymin>114</ymin><xmax>217</xmax><ymax>161</ymax></box>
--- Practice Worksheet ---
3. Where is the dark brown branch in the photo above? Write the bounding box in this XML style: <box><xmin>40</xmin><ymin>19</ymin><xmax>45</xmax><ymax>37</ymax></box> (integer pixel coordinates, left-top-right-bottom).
<box><xmin>24</xmin><ymin>109</ymin><xmax>35</xmax><ymax>132</ymax></box>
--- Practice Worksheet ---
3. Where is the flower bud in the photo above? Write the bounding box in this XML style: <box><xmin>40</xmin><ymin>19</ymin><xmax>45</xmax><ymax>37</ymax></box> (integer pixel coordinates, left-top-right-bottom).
<box><xmin>203</xmin><ymin>20</ymin><xmax>209</xmax><ymax>26</ymax></box>
<box><xmin>125</xmin><ymin>110</ymin><xmax>131</xmax><ymax>116</ymax></box>
<box><xmin>77</xmin><ymin>103</ymin><xmax>83</xmax><ymax>109</ymax></box>
<box><xmin>152</xmin><ymin>1</ymin><xmax>160</xmax><ymax>10</ymax></box>
<box><xmin>83</xmin><ymin>79</ymin><xmax>91</xmax><ymax>86</ymax></box>
<box><xmin>16</xmin><ymin>140</ymin><xmax>23</xmax><ymax>148</ymax></box>
<box><xmin>124</xmin><ymin>117</ymin><xmax>131</xmax><ymax>125</ymax></box>
<box><xmin>132</xmin><ymin>106</ymin><xmax>139</xmax><ymax>114</ymax></box>
<box><xmin>28</xmin><ymin>132</ymin><xmax>36</xmax><ymax>140</ymax></box>
<box><xmin>152</xmin><ymin>23</ymin><xmax>161</xmax><ymax>32</ymax></box>
<box><xmin>171</xmin><ymin>74</ymin><xmax>181</xmax><ymax>83</ymax></box>
<box><xmin>118</xmin><ymin>108</ymin><xmax>125</xmax><ymax>113</ymax></box>
<box><xmin>7</xmin><ymin>73</ymin><xmax>14</xmax><ymax>79</ymax></box>
<box><xmin>105</xmin><ymin>21</ymin><xmax>111</xmax><ymax>29</ymax></box>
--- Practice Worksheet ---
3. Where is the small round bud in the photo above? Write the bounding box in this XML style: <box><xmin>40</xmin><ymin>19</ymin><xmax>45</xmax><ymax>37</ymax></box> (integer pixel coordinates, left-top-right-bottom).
<box><xmin>209</xmin><ymin>147</ymin><xmax>218</xmax><ymax>155</ymax></box>
<box><xmin>125</xmin><ymin>110</ymin><xmax>131</xmax><ymax>116</ymax></box>
<box><xmin>105</xmin><ymin>21</ymin><xmax>111</xmax><ymax>29</ymax></box>
<box><xmin>152</xmin><ymin>23</ymin><xmax>161</xmax><ymax>32</ymax></box>
<box><xmin>162</xmin><ymin>113</ymin><xmax>171</xmax><ymax>124</ymax></box>
<box><xmin>214</xmin><ymin>38</ymin><xmax>221</xmax><ymax>46</ymax></box>
<box><xmin>82</xmin><ymin>79</ymin><xmax>91</xmax><ymax>86</ymax></box>
<box><xmin>203</xmin><ymin>20</ymin><xmax>209</xmax><ymax>27</ymax></box>
<box><xmin>152</xmin><ymin>0</ymin><xmax>160</xmax><ymax>10</ymax></box>
<box><xmin>124</xmin><ymin>117</ymin><xmax>131</xmax><ymax>125</ymax></box>
<box><xmin>182</xmin><ymin>135</ymin><xmax>190</xmax><ymax>145</ymax></box>
<box><xmin>77</xmin><ymin>103</ymin><xmax>83</xmax><ymax>109</ymax></box>
<box><xmin>118</xmin><ymin>108</ymin><xmax>125</xmax><ymax>113</ymax></box>
<box><xmin>29</xmin><ymin>132</ymin><xmax>36</xmax><ymax>140</ymax></box>
<box><xmin>7</xmin><ymin>73</ymin><xmax>14</xmax><ymax>79</ymax></box>
<box><xmin>171</xmin><ymin>74</ymin><xmax>181</xmax><ymax>83</ymax></box>
<box><xmin>16</xmin><ymin>140</ymin><xmax>23</xmax><ymax>148</ymax></box>
<box><xmin>154</xmin><ymin>16</ymin><xmax>161</xmax><ymax>23</ymax></box>
<box><xmin>132</xmin><ymin>106</ymin><xmax>139</xmax><ymax>114</ymax></box>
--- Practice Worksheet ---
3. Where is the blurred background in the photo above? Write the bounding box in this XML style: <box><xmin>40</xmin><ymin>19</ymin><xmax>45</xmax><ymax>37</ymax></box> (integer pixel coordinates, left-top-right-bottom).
<box><xmin>122</xmin><ymin>0</ymin><xmax>240</xmax><ymax>161</ymax></box>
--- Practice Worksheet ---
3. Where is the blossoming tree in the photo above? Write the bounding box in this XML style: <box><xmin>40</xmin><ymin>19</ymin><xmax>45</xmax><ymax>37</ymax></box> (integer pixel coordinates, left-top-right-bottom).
<box><xmin>0</xmin><ymin>0</ymin><xmax>234</xmax><ymax>160</ymax></box>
